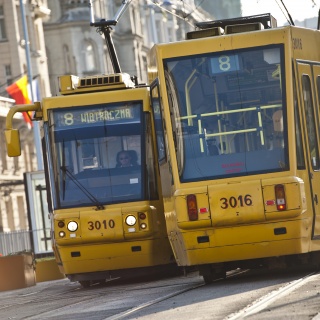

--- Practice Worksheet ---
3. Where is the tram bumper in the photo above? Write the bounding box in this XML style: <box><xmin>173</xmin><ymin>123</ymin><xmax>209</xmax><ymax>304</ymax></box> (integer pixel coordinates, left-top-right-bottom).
<box><xmin>171</xmin><ymin>177</ymin><xmax>308</xmax><ymax>266</ymax></box>
<box><xmin>57</xmin><ymin>237</ymin><xmax>174</xmax><ymax>276</ymax></box>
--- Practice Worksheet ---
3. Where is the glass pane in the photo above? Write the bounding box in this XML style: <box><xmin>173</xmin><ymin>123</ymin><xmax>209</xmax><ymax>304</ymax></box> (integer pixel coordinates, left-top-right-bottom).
<box><xmin>164</xmin><ymin>45</ymin><xmax>288</xmax><ymax>182</ymax></box>
<box><xmin>302</xmin><ymin>75</ymin><xmax>319</xmax><ymax>170</ymax></box>
<box><xmin>151</xmin><ymin>84</ymin><xmax>166</xmax><ymax>161</ymax></box>
<box><xmin>293</xmin><ymin>71</ymin><xmax>305</xmax><ymax>169</ymax></box>
<box><xmin>48</xmin><ymin>102</ymin><xmax>144</xmax><ymax>209</ymax></box>
<box><xmin>0</xmin><ymin>19</ymin><xmax>6</xmax><ymax>40</ymax></box>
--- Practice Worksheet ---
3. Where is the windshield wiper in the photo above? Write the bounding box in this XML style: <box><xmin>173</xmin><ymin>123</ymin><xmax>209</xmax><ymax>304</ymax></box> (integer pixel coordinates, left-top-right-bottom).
<box><xmin>60</xmin><ymin>166</ymin><xmax>105</xmax><ymax>210</ymax></box>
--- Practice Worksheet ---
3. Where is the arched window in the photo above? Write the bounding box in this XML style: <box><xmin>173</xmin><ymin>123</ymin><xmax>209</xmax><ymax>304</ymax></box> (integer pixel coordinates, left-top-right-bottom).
<box><xmin>63</xmin><ymin>45</ymin><xmax>71</xmax><ymax>74</ymax></box>
<box><xmin>81</xmin><ymin>40</ymin><xmax>97</xmax><ymax>73</ymax></box>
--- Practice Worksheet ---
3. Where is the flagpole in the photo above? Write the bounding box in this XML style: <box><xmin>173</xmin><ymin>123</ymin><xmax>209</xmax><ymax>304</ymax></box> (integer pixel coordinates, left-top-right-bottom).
<box><xmin>19</xmin><ymin>0</ymin><xmax>43</xmax><ymax>170</ymax></box>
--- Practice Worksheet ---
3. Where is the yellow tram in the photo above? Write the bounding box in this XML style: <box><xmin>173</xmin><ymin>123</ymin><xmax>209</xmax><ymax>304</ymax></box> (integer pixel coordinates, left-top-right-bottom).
<box><xmin>149</xmin><ymin>13</ymin><xmax>320</xmax><ymax>283</ymax></box>
<box><xmin>4</xmin><ymin>1</ymin><xmax>175</xmax><ymax>287</ymax></box>
<box><xmin>5</xmin><ymin>74</ymin><xmax>176</xmax><ymax>287</ymax></box>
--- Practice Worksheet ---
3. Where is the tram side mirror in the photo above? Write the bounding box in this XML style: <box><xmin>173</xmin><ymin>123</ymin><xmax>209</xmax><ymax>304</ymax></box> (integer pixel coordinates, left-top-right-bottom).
<box><xmin>5</xmin><ymin>129</ymin><xmax>21</xmax><ymax>157</ymax></box>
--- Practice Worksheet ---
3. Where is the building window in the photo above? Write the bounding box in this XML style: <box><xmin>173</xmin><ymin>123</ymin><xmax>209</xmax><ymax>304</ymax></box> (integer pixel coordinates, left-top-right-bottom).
<box><xmin>0</xmin><ymin>5</ymin><xmax>7</xmax><ymax>40</ymax></box>
<box><xmin>81</xmin><ymin>40</ymin><xmax>97</xmax><ymax>73</ymax></box>
<box><xmin>63</xmin><ymin>45</ymin><xmax>71</xmax><ymax>74</ymax></box>
<box><xmin>5</xmin><ymin>64</ymin><xmax>12</xmax><ymax>85</ymax></box>
<box><xmin>68</xmin><ymin>0</ymin><xmax>88</xmax><ymax>4</ymax></box>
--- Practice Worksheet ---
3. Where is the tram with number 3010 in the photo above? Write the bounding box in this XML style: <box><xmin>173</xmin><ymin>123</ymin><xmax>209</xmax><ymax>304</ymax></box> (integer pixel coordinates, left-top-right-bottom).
<box><xmin>4</xmin><ymin>1</ymin><xmax>176</xmax><ymax>287</ymax></box>
<box><xmin>149</xmin><ymin>13</ymin><xmax>320</xmax><ymax>283</ymax></box>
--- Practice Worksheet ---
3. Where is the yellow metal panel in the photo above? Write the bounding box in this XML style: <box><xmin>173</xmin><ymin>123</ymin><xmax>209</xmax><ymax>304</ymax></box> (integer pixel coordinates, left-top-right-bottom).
<box><xmin>263</xmin><ymin>182</ymin><xmax>305</xmax><ymax>220</ymax></box>
<box><xmin>80</xmin><ymin>209</ymin><xmax>124</xmax><ymax>243</ymax></box>
<box><xmin>179</xmin><ymin>218</ymin><xmax>310</xmax><ymax>265</ymax></box>
<box><xmin>175</xmin><ymin>191</ymin><xmax>212</xmax><ymax>230</ymax></box>
<box><xmin>208</xmin><ymin>180</ymin><xmax>265</xmax><ymax>227</ymax></box>
<box><xmin>291</xmin><ymin>27</ymin><xmax>320</xmax><ymax>62</ymax></box>
<box><xmin>59</xmin><ymin>238</ymin><xmax>173</xmax><ymax>274</ymax></box>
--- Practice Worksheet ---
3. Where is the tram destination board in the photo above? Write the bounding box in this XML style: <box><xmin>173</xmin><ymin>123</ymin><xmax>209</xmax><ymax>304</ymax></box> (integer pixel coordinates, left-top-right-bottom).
<box><xmin>53</xmin><ymin>103</ymin><xmax>141</xmax><ymax>128</ymax></box>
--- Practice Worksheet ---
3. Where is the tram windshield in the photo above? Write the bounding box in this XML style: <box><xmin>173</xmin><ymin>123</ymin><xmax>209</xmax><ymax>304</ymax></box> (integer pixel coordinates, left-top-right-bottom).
<box><xmin>163</xmin><ymin>44</ymin><xmax>288</xmax><ymax>182</ymax></box>
<box><xmin>47</xmin><ymin>102</ymin><xmax>146</xmax><ymax>209</ymax></box>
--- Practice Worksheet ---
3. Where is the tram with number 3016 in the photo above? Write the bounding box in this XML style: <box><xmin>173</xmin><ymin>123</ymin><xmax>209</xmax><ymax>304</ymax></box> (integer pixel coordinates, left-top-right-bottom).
<box><xmin>149</xmin><ymin>13</ymin><xmax>320</xmax><ymax>283</ymax></box>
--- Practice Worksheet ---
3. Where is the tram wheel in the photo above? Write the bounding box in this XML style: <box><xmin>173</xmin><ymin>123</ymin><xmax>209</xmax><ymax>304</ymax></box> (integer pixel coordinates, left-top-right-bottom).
<box><xmin>79</xmin><ymin>280</ymin><xmax>91</xmax><ymax>288</ymax></box>
<box><xmin>203</xmin><ymin>275</ymin><xmax>214</xmax><ymax>285</ymax></box>
<box><xmin>199</xmin><ymin>264</ymin><xmax>226</xmax><ymax>285</ymax></box>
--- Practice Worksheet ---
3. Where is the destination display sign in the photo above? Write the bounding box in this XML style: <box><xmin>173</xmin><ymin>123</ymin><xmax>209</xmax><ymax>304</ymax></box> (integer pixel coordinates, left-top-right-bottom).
<box><xmin>210</xmin><ymin>54</ymin><xmax>240</xmax><ymax>75</ymax></box>
<box><xmin>53</xmin><ymin>103</ymin><xmax>140</xmax><ymax>128</ymax></box>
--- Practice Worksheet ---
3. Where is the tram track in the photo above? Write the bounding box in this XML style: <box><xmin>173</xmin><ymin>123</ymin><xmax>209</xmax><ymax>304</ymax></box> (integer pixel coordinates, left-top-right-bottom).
<box><xmin>101</xmin><ymin>268</ymin><xmax>320</xmax><ymax>320</ymax></box>
<box><xmin>4</xmin><ymin>273</ymin><xmax>203</xmax><ymax>319</ymax></box>
<box><xmin>0</xmin><ymin>269</ymin><xmax>263</xmax><ymax>319</ymax></box>
<box><xmin>106</xmin><ymin>282</ymin><xmax>205</xmax><ymax>320</ymax></box>
<box><xmin>225</xmin><ymin>271</ymin><xmax>320</xmax><ymax>319</ymax></box>
<box><xmin>1</xmin><ymin>268</ymin><xmax>318</xmax><ymax>319</ymax></box>
<box><xmin>104</xmin><ymin>268</ymin><xmax>249</xmax><ymax>320</ymax></box>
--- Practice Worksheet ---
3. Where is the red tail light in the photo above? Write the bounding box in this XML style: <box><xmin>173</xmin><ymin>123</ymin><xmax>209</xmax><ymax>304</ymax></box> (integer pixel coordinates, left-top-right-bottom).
<box><xmin>139</xmin><ymin>212</ymin><xmax>146</xmax><ymax>220</ymax></box>
<box><xmin>187</xmin><ymin>194</ymin><xmax>198</xmax><ymax>221</ymax></box>
<box><xmin>275</xmin><ymin>184</ymin><xmax>286</xmax><ymax>211</ymax></box>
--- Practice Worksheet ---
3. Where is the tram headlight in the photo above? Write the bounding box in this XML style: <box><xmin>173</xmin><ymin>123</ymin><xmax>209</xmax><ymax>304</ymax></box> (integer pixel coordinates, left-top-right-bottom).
<box><xmin>140</xmin><ymin>223</ymin><xmax>147</xmax><ymax>229</ymax></box>
<box><xmin>67</xmin><ymin>221</ymin><xmax>78</xmax><ymax>232</ymax></box>
<box><xmin>125</xmin><ymin>215</ymin><xmax>137</xmax><ymax>226</ymax></box>
<box><xmin>59</xmin><ymin>231</ymin><xmax>65</xmax><ymax>238</ymax></box>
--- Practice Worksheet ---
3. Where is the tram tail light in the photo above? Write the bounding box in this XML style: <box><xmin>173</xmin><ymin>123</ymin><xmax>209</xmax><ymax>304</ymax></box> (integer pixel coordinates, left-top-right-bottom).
<box><xmin>187</xmin><ymin>194</ymin><xmax>198</xmax><ymax>221</ymax></box>
<box><xmin>275</xmin><ymin>184</ymin><xmax>286</xmax><ymax>211</ymax></box>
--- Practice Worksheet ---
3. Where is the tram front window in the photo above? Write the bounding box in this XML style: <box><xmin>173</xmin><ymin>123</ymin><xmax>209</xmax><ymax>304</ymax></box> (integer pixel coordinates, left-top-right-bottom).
<box><xmin>47</xmin><ymin>102</ymin><xmax>144</xmax><ymax>209</ymax></box>
<box><xmin>163</xmin><ymin>44</ymin><xmax>289</xmax><ymax>182</ymax></box>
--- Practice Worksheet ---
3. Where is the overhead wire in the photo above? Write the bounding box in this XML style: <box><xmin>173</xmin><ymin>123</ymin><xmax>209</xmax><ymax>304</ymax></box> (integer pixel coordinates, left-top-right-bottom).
<box><xmin>278</xmin><ymin>0</ymin><xmax>295</xmax><ymax>25</ymax></box>
<box><xmin>183</xmin><ymin>0</ymin><xmax>206</xmax><ymax>19</ymax></box>
<box><xmin>274</xmin><ymin>0</ymin><xmax>292</xmax><ymax>25</ymax></box>
<box><xmin>146</xmin><ymin>0</ymin><xmax>195</xmax><ymax>28</ymax></box>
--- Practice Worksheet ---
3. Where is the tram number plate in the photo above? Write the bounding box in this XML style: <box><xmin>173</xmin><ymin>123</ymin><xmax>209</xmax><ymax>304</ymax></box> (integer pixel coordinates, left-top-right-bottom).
<box><xmin>220</xmin><ymin>194</ymin><xmax>252</xmax><ymax>209</ymax></box>
<box><xmin>88</xmin><ymin>220</ymin><xmax>115</xmax><ymax>230</ymax></box>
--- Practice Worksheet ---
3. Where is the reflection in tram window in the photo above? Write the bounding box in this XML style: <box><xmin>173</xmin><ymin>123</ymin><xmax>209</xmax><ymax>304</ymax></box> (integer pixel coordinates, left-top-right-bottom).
<box><xmin>163</xmin><ymin>45</ymin><xmax>289</xmax><ymax>182</ymax></box>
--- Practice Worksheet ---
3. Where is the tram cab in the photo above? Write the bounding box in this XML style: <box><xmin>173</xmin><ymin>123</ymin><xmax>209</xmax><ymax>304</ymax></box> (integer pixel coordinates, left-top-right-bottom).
<box><xmin>149</xmin><ymin>13</ymin><xmax>320</xmax><ymax>283</ymax></box>
<box><xmin>5</xmin><ymin>73</ymin><xmax>175</xmax><ymax>287</ymax></box>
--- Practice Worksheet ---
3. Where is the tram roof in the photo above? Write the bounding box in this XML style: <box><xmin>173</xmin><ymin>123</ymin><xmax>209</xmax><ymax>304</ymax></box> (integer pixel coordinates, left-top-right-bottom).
<box><xmin>196</xmin><ymin>13</ymin><xmax>277</xmax><ymax>30</ymax></box>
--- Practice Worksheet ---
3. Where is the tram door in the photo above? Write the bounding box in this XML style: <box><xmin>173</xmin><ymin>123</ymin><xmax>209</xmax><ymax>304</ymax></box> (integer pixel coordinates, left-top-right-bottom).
<box><xmin>297</xmin><ymin>62</ymin><xmax>320</xmax><ymax>238</ymax></box>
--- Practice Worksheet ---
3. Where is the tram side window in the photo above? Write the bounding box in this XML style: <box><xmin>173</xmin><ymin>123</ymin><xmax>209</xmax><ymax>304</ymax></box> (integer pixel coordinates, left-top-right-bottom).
<box><xmin>293</xmin><ymin>71</ymin><xmax>305</xmax><ymax>169</ymax></box>
<box><xmin>151</xmin><ymin>83</ymin><xmax>166</xmax><ymax>162</ymax></box>
<box><xmin>145</xmin><ymin>113</ymin><xmax>159</xmax><ymax>200</ymax></box>
<box><xmin>302</xmin><ymin>75</ymin><xmax>320</xmax><ymax>170</ymax></box>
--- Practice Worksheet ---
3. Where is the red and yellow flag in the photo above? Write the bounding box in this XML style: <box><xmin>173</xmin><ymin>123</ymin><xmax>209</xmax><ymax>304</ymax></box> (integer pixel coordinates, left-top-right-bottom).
<box><xmin>6</xmin><ymin>75</ymin><xmax>33</xmax><ymax>126</ymax></box>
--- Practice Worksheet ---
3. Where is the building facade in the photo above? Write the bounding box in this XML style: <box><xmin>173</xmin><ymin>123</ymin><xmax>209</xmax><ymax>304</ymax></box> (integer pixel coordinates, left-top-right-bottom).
<box><xmin>0</xmin><ymin>0</ymin><xmax>51</xmax><ymax>233</ymax></box>
<box><xmin>44</xmin><ymin>0</ymin><xmax>213</xmax><ymax>95</ymax></box>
